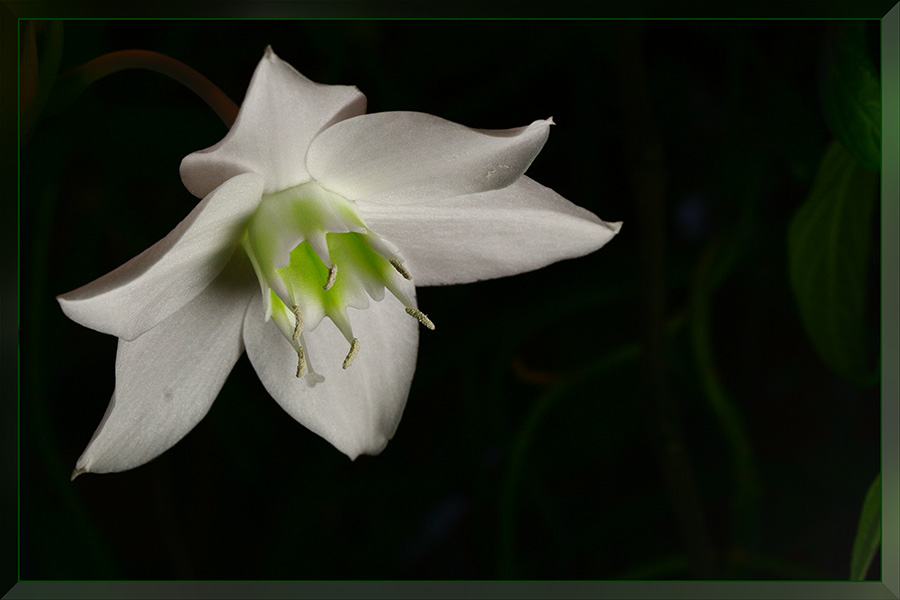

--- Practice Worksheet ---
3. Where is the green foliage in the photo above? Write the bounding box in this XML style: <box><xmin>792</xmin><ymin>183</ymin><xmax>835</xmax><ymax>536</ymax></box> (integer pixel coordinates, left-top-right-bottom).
<box><xmin>821</xmin><ymin>22</ymin><xmax>881</xmax><ymax>172</ymax></box>
<box><xmin>788</xmin><ymin>140</ymin><xmax>878</xmax><ymax>385</ymax></box>
<box><xmin>849</xmin><ymin>473</ymin><xmax>881</xmax><ymax>580</ymax></box>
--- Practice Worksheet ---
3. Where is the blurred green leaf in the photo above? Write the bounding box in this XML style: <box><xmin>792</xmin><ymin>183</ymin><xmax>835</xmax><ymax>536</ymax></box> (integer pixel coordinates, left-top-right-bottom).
<box><xmin>821</xmin><ymin>21</ymin><xmax>881</xmax><ymax>172</ymax></box>
<box><xmin>788</xmin><ymin>140</ymin><xmax>877</xmax><ymax>385</ymax></box>
<box><xmin>849</xmin><ymin>473</ymin><xmax>881</xmax><ymax>580</ymax></box>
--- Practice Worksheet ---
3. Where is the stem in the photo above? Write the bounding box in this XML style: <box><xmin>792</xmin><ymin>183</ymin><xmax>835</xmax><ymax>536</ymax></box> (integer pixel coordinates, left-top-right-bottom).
<box><xmin>690</xmin><ymin>234</ymin><xmax>761</xmax><ymax>553</ymax></box>
<box><xmin>498</xmin><ymin>312</ymin><xmax>687</xmax><ymax>578</ymax></box>
<box><xmin>24</xmin><ymin>178</ymin><xmax>118</xmax><ymax>577</ymax></box>
<box><xmin>48</xmin><ymin>50</ymin><xmax>238</xmax><ymax>127</ymax></box>
<box><xmin>615</xmin><ymin>22</ymin><xmax>717</xmax><ymax>578</ymax></box>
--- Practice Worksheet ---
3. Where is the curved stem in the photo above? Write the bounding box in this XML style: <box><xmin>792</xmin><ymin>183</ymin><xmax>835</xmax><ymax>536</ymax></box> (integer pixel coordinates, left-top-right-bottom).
<box><xmin>498</xmin><ymin>311</ymin><xmax>687</xmax><ymax>578</ymax></box>
<box><xmin>690</xmin><ymin>234</ymin><xmax>761</xmax><ymax>553</ymax></box>
<box><xmin>48</xmin><ymin>50</ymin><xmax>238</xmax><ymax>127</ymax></box>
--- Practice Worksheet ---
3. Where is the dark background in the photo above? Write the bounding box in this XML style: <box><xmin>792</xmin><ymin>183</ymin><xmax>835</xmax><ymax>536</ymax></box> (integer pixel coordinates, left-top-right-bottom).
<box><xmin>17</xmin><ymin>19</ymin><xmax>881</xmax><ymax>581</ymax></box>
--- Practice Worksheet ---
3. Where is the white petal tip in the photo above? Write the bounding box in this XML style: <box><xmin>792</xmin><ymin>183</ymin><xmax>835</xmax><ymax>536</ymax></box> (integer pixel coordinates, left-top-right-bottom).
<box><xmin>546</xmin><ymin>116</ymin><xmax>556</xmax><ymax>126</ymax></box>
<box><xmin>264</xmin><ymin>45</ymin><xmax>275</xmax><ymax>58</ymax></box>
<box><xmin>605</xmin><ymin>220</ymin><xmax>624</xmax><ymax>234</ymax></box>
<box><xmin>344</xmin><ymin>436</ymin><xmax>389</xmax><ymax>461</ymax></box>
<box><xmin>70</xmin><ymin>466</ymin><xmax>87</xmax><ymax>481</ymax></box>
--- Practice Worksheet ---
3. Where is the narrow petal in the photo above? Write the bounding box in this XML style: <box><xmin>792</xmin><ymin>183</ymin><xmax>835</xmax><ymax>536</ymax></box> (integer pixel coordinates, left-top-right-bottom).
<box><xmin>58</xmin><ymin>173</ymin><xmax>264</xmax><ymax>341</ymax></box>
<box><xmin>306</xmin><ymin>111</ymin><xmax>552</xmax><ymax>205</ymax></box>
<box><xmin>242</xmin><ymin>282</ymin><xmax>419</xmax><ymax>460</ymax></box>
<box><xmin>73</xmin><ymin>253</ymin><xmax>255</xmax><ymax>476</ymax></box>
<box><xmin>181</xmin><ymin>46</ymin><xmax>367</xmax><ymax>198</ymax></box>
<box><xmin>357</xmin><ymin>176</ymin><xmax>622</xmax><ymax>286</ymax></box>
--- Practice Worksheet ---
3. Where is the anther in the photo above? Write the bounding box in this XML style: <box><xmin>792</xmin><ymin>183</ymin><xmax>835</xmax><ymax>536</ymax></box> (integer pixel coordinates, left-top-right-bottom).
<box><xmin>291</xmin><ymin>305</ymin><xmax>303</xmax><ymax>340</ymax></box>
<box><xmin>323</xmin><ymin>264</ymin><xmax>338</xmax><ymax>290</ymax></box>
<box><xmin>295</xmin><ymin>346</ymin><xmax>306</xmax><ymax>378</ymax></box>
<box><xmin>390</xmin><ymin>259</ymin><xmax>413</xmax><ymax>280</ymax></box>
<box><xmin>405</xmin><ymin>307</ymin><xmax>435</xmax><ymax>330</ymax></box>
<box><xmin>342</xmin><ymin>338</ymin><xmax>360</xmax><ymax>369</ymax></box>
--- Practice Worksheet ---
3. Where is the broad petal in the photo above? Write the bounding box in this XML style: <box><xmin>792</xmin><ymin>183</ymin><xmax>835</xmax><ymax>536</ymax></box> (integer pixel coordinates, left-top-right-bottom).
<box><xmin>242</xmin><ymin>282</ymin><xmax>419</xmax><ymax>460</ymax></box>
<box><xmin>358</xmin><ymin>176</ymin><xmax>622</xmax><ymax>286</ymax></box>
<box><xmin>72</xmin><ymin>253</ymin><xmax>254</xmax><ymax>476</ymax></box>
<box><xmin>181</xmin><ymin>46</ymin><xmax>367</xmax><ymax>198</ymax></box>
<box><xmin>58</xmin><ymin>173</ymin><xmax>264</xmax><ymax>341</ymax></box>
<box><xmin>306</xmin><ymin>111</ymin><xmax>552</xmax><ymax>205</ymax></box>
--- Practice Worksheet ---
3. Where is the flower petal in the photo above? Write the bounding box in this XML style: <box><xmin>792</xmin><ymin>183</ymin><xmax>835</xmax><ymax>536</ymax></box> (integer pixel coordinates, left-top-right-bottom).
<box><xmin>358</xmin><ymin>176</ymin><xmax>622</xmax><ymax>286</ymax></box>
<box><xmin>180</xmin><ymin>46</ymin><xmax>367</xmax><ymax>198</ymax></box>
<box><xmin>242</xmin><ymin>282</ymin><xmax>419</xmax><ymax>460</ymax></box>
<box><xmin>58</xmin><ymin>173</ymin><xmax>264</xmax><ymax>341</ymax></box>
<box><xmin>72</xmin><ymin>253</ymin><xmax>254</xmax><ymax>476</ymax></box>
<box><xmin>306</xmin><ymin>111</ymin><xmax>552</xmax><ymax>205</ymax></box>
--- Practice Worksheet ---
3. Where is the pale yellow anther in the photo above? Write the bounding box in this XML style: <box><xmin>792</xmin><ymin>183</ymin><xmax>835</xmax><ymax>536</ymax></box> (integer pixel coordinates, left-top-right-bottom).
<box><xmin>295</xmin><ymin>346</ymin><xmax>306</xmax><ymax>378</ymax></box>
<box><xmin>291</xmin><ymin>305</ymin><xmax>303</xmax><ymax>340</ymax></box>
<box><xmin>323</xmin><ymin>264</ymin><xmax>338</xmax><ymax>290</ymax></box>
<box><xmin>342</xmin><ymin>338</ymin><xmax>360</xmax><ymax>369</ymax></box>
<box><xmin>405</xmin><ymin>307</ymin><xmax>435</xmax><ymax>330</ymax></box>
<box><xmin>390</xmin><ymin>259</ymin><xmax>413</xmax><ymax>281</ymax></box>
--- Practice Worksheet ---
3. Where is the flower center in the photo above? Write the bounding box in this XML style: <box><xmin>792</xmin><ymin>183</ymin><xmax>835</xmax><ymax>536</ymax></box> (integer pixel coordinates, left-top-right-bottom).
<box><xmin>242</xmin><ymin>180</ymin><xmax>433</xmax><ymax>386</ymax></box>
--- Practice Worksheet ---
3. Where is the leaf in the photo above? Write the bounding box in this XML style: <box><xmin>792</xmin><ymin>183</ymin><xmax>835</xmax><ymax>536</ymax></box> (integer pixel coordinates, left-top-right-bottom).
<box><xmin>788</xmin><ymin>140</ymin><xmax>878</xmax><ymax>384</ymax></box>
<box><xmin>850</xmin><ymin>473</ymin><xmax>881</xmax><ymax>580</ymax></box>
<box><xmin>821</xmin><ymin>21</ymin><xmax>881</xmax><ymax>172</ymax></box>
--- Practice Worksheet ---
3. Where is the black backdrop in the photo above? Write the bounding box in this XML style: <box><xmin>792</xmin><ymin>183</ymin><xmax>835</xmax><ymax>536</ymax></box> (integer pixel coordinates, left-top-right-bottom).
<box><xmin>18</xmin><ymin>19</ymin><xmax>881</xmax><ymax>580</ymax></box>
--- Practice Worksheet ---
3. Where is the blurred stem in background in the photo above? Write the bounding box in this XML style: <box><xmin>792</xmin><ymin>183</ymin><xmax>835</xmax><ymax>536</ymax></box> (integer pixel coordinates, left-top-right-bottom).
<box><xmin>690</xmin><ymin>222</ymin><xmax>762</xmax><ymax>558</ymax></box>
<box><xmin>489</xmin><ymin>277</ymin><xmax>641</xmax><ymax>577</ymax></box>
<box><xmin>23</xmin><ymin>131</ymin><xmax>118</xmax><ymax>578</ymax></box>
<box><xmin>21</xmin><ymin>29</ymin><xmax>243</xmax><ymax>577</ymax></box>
<box><xmin>498</xmin><ymin>312</ymin><xmax>687</xmax><ymax>578</ymax></box>
<box><xmin>615</xmin><ymin>22</ymin><xmax>717</xmax><ymax>578</ymax></box>
<box><xmin>44</xmin><ymin>49</ymin><xmax>239</xmax><ymax>129</ymax></box>
<box><xmin>20</xmin><ymin>21</ymin><xmax>64</xmax><ymax>146</ymax></box>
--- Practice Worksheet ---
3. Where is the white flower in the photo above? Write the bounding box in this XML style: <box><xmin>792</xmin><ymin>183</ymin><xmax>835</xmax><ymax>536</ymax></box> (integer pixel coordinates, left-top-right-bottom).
<box><xmin>58</xmin><ymin>47</ymin><xmax>621</xmax><ymax>477</ymax></box>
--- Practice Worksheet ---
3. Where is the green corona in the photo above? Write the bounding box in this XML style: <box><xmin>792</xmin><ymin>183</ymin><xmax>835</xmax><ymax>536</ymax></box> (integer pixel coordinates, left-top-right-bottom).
<box><xmin>242</xmin><ymin>180</ymin><xmax>434</xmax><ymax>385</ymax></box>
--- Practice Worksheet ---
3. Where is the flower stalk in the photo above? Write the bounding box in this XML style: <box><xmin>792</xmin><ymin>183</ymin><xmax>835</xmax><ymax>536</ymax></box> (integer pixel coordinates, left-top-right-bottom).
<box><xmin>616</xmin><ymin>22</ymin><xmax>717</xmax><ymax>578</ymax></box>
<box><xmin>47</xmin><ymin>49</ymin><xmax>239</xmax><ymax>127</ymax></box>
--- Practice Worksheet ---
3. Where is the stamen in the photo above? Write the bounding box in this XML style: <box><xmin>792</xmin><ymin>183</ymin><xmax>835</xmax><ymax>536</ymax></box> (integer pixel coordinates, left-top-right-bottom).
<box><xmin>390</xmin><ymin>259</ymin><xmax>413</xmax><ymax>280</ymax></box>
<box><xmin>405</xmin><ymin>307</ymin><xmax>435</xmax><ymax>330</ymax></box>
<box><xmin>323</xmin><ymin>264</ymin><xmax>338</xmax><ymax>290</ymax></box>
<box><xmin>291</xmin><ymin>305</ymin><xmax>303</xmax><ymax>340</ymax></box>
<box><xmin>295</xmin><ymin>346</ymin><xmax>306</xmax><ymax>378</ymax></box>
<box><xmin>342</xmin><ymin>338</ymin><xmax>360</xmax><ymax>369</ymax></box>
